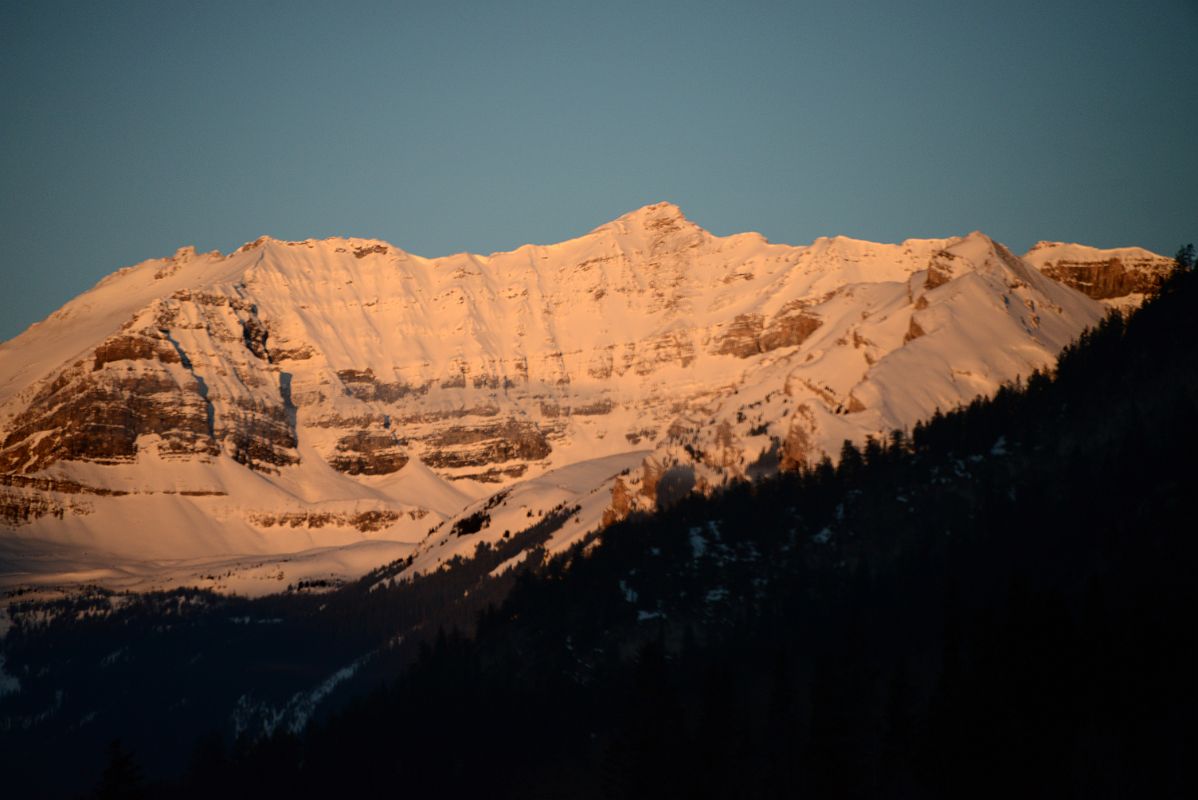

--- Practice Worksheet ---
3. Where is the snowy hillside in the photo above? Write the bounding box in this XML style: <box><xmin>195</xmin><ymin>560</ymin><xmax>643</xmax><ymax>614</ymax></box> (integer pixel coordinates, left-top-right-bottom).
<box><xmin>0</xmin><ymin>203</ymin><xmax>1167</xmax><ymax>591</ymax></box>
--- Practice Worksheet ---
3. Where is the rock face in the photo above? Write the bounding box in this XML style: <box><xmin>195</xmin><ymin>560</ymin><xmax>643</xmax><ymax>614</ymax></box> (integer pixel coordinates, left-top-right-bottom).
<box><xmin>0</xmin><ymin>205</ymin><xmax>1166</xmax><ymax>578</ymax></box>
<box><xmin>0</xmin><ymin>300</ymin><xmax>296</xmax><ymax>476</ymax></box>
<box><xmin>714</xmin><ymin>308</ymin><xmax>823</xmax><ymax>358</ymax></box>
<box><xmin>422</xmin><ymin>420</ymin><xmax>551</xmax><ymax>470</ymax></box>
<box><xmin>1023</xmin><ymin>242</ymin><xmax>1176</xmax><ymax>303</ymax></box>
<box><xmin>327</xmin><ymin>431</ymin><xmax>408</xmax><ymax>476</ymax></box>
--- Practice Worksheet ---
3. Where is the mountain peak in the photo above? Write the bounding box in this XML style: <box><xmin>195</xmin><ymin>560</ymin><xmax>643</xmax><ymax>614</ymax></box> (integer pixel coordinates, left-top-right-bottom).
<box><xmin>624</xmin><ymin>200</ymin><xmax>685</xmax><ymax>219</ymax></box>
<box><xmin>591</xmin><ymin>201</ymin><xmax>704</xmax><ymax>237</ymax></box>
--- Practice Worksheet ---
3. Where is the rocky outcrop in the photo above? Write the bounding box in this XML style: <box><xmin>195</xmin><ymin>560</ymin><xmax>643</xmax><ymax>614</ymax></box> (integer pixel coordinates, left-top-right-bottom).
<box><xmin>0</xmin><ymin>303</ymin><xmax>305</xmax><ymax>475</ymax></box>
<box><xmin>762</xmin><ymin>307</ymin><xmax>823</xmax><ymax>352</ymax></box>
<box><xmin>602</xmin><ymin>477</ymin><xmax>634</xmax><ymax>527</ymax></box>
<box><xmin>448</xmin><ymin>465</ymin><xmax>529</xmax><ymax>483</ymax></box>
<box><xmin>327</xmin><ymin>431</ymin><xmax>409</xmax><ymax>475</ymax></box>
<box><xmin>715</xmin><ymin>315</ymin><xmax>766</xmax><ymax>358</ymax></box>
<box><xmin>422</xmin><ymin>420</ymin><xmax>551</xmax><ymax>469</ymax></box>
<box><xmin>336</xmin><ymin>369</ymin><xmax>428</xmax><ymax>402</ymax></box>
<box><xmin>1024</xmin><ymin>242</ymin><xmax>1176</xmax><ymax>301</ymax></box>
<box><xmin>92</xmin><ymin>333</ymin><xmax>181</xmax><ymax>371</ymax></box>
<box><xmin>249</xmin><ymin>508</ymin><xmax>407</xmax><ymax>532</ymax></box>
<box><xmin>0</xmin><ymin>367</ymin><xmax>217</xmax><ymax>472</ymax></box>
<box><xmin>0</xmin><ymin>487</ymin><xmax>67</xmax><ymax>524</ymax></box>
<box><xmin>0</xmin><ymin>474</ymin><xmax>129</xmax><ymax>496</ymax></box>
<box><xmin>241</xmin><ymin>315</ymin><xmax>270</xmax><ymax>360</ymax></box>
<box><xmin>624</xmin><ymin>428</ymin><xmax>658</xmax><ymax>445</ymax></box>
<box><xmin>0</xmin><ymin>474</ymin><xmax>139</xmax><ymax>525</ymax></box>
<box><xmin>779</xmin><ymin>407</ymin><xmax>818</xmax><ymax>470</ymax></box>
<box><xmin>715</xmin><ymin>308</ymin><xmax>822</xmax><ymax>357</ymax></box>
<box><xmin>924</xmin><ymin>250</ymin><xmax>958</xmax><ymax>290</ymax></box>
<box><xmin>904</xmin><ymin>316</ymin><xmax>927</xmax><ymax>343</ymax></box>
<box><xmin>539</xmin><ymin>400</ymin><xmax>613</xmax><ymax>418</ymax></box>
<box><xmin>352</xmin><ymin>244</ymin><xmax>389</xmax><ymax>259</ymax></box>
<box><xmin>640</xmin><ymin>458</ymin><xmax>663</xmax><ymax>504</ymax></box>
<box><xmin>224</xmin><ymin>399</ymin><xmax>298</xmax><ymax>472</ymax></box>
<box><xmin>1037</xmin><ymin>257</ymin><xmax>1168</xmax><ymax>299</ymax></box>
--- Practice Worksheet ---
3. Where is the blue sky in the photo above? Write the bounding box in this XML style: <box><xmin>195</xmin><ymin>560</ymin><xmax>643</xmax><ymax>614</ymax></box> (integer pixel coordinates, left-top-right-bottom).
<box><xmin>2</xmin><ymin>0</ymin><xmax>1196</xmax><ymax>341</ymax></box>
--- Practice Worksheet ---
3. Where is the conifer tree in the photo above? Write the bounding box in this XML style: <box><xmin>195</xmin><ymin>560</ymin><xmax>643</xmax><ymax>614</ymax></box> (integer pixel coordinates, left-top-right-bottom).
<box><xmin>1175</xmin><ymin>243</ymin><xmax>1195</xmax><ymax>270</ymax></box>
<box><xmin>93</xmin><ymin>739</ymin><xmax>145</xmax><ymax>800</ymax></box>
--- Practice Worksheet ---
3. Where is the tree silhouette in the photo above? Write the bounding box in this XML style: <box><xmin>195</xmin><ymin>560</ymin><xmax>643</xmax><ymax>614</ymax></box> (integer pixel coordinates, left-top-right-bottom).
<box><xmin>93</xmin><ymin>739</ymin><xmax>145</xmax><ymax>800</ymax></box>
<box><xmin>1175</xmin><ymin>243</ymin><xmax>1195</xmax><ymax>270</ymax></box>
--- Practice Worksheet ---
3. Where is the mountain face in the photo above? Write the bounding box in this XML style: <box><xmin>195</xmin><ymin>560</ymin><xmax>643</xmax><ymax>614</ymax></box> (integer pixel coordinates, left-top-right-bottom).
<box><xmin>0</xmin><ymin>204</ymin><xmax>1166</xmax><ymax>586</ymax></box>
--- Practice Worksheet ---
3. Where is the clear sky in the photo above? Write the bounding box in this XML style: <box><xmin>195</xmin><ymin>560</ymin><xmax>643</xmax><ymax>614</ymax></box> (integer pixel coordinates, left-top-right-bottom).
<box><xmin>2</xmin><ymin>0</ymin><xmax>1196</xmax><ymax>341</ymax></box>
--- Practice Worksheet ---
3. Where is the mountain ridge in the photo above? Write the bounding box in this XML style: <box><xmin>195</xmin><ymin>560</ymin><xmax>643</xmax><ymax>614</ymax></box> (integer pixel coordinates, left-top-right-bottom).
<box><xmin>0</xmin><ymin>204</ymin><xmax>1173</xmax><ymax>593</ymax></box>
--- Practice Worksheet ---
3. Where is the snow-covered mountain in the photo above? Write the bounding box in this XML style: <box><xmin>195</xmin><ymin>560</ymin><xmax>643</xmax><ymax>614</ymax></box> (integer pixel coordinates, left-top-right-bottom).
<box><xmin>0</xmin><ymin>203</ymin><xmax>1168</xmax><ymax>591</ymax></box>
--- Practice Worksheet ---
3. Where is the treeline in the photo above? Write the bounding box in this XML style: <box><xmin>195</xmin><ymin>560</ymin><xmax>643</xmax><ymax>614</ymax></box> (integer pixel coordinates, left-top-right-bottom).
<box><xmin>120</xmin><ymin>269</ymin><xmax>1198</xmax><ymax>797</ymax></box>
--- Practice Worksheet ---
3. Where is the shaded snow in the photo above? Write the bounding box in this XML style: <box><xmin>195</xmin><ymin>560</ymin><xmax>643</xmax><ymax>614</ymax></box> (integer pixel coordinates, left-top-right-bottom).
<box><xmin>232</xmin><ymin>655</ymin><xmax>367</xmax><ymax>739</ymax></box>
<box><xmin>0</xmin><ymin>655</ymin><xmax>19</xmax><ymax>698</ymax></box>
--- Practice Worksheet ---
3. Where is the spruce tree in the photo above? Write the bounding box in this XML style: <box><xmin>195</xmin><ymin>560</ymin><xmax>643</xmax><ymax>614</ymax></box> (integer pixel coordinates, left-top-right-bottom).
<box><xmin>93</xmin><ymin>739</ymin><xmax>145</xmax><ymax>800</ymax></box>
<box><xmin>1175</xmin><ymin>243</ymin><xmax>1195</xmax><ymax>270</ymax></box>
